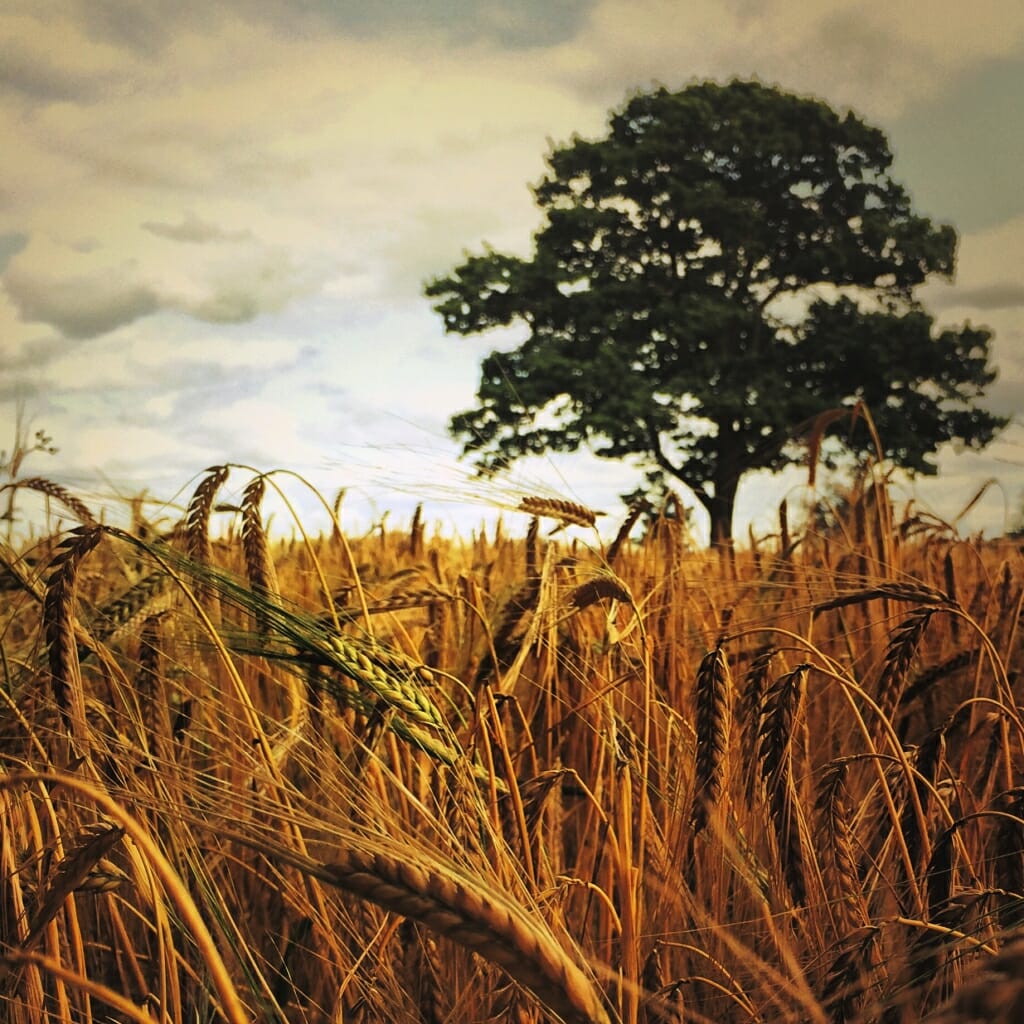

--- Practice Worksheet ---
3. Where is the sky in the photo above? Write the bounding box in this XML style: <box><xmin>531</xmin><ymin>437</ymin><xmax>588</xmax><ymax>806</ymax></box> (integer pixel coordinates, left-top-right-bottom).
<box><xmin>2</xmin><ymin>0</ymin><xmax>1023</xmax><ymax>544</ymax></box>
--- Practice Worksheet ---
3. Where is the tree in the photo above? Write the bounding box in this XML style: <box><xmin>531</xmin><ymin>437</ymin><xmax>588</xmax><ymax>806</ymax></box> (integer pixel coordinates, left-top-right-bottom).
<box><xmin>425</xmin><ymin>80</ymin><xmax>1006</xmax><ymax>544</ymax></box>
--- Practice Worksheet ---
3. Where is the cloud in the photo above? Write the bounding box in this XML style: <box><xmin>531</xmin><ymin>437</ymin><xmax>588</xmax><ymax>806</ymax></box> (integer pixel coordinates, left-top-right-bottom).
<box><xmin>3</xmin><ymin>260</ymin><xmax>160</xmax><ymax>338</ymax></box>
<box><xmin>0</xmin><ymin>233</ymin><xmax>29</xmax><ymax>272</ymax></box>
<box><xmin>0</xmin><ymin>11</ymin><xmax>131</xmax><ymax>103</ymax></box>
<box><xmin>552</xmin><ymin>0</ymin><xmax>1024</xmax><ymax>120</ymax></box>
<box><xmin>48</xmin><ymin>0</ymin><xmax>594</xmax><ymax>53</ymax></box>
<box><xmin>2</xmin><ymin>235</ymin><xmax>322</xmax><ymax>337</ymax></box>
<box><xmin>141</xmin><ymin>213</ymin><xmax>253</xmax><ymax>244</ymax></box>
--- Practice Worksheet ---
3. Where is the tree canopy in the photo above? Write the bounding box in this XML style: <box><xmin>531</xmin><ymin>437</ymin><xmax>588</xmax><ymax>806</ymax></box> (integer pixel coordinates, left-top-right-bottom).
<box><xmin>425</xmin><ymin>80</ymin><xmax>1006</xmax><ymax>544</ymax></box>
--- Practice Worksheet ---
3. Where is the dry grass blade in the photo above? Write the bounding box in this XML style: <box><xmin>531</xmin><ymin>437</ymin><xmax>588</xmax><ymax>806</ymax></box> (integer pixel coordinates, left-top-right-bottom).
<box><xmin>993</xmin><ymin>789</ymin><xmax>1024</xmax><ymax>930</ymax></box>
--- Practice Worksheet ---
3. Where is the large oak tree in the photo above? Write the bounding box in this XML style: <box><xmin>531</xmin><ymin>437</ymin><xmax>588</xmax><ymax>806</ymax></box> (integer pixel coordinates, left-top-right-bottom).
<box><xmin>426</xmin><ymin>80</ymin><xmax>1006</xmax><ymax>544</ymax></box>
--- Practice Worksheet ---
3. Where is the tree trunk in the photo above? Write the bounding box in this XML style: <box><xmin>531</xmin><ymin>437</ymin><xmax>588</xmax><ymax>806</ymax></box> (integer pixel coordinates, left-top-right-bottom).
<box><xmin>708</xmin><ymin>456</ymin><xmax>741</xmax><ymax>549</ymax></box>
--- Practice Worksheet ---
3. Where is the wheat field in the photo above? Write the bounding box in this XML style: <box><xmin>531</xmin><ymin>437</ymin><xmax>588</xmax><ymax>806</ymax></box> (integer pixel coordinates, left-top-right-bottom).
<box><xmin>1</xmin><ymin>465</ymin><xmax>1022</xmax><ymax>1023</ymax></box>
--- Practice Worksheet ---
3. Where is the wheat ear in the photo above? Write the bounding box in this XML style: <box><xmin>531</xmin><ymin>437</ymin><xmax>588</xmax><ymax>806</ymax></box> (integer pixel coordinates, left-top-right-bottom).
<box><xmin>758</xmin><ymin>663</ymin><xmax>811</xmax><ymax>907</ymax></box>
<box><xmin>690</xmin><ymin>646</ymin><xmax>731</xmax><ymax>836</ymax></box>
<box><xmin>43</xmin><ymin>526</ymin><xmax>102</xmax><ymax>739</ymax></box>
<box><xmin>517</xmin><ymin>496</ymin><xmax>602</xmax><ymax>530</ymax></box>
<box><xmin>10</xmin><ymin>476</ymin><xmax>96</xmax><ymax>525</ymax></box>
<box><xmin>244</xmin><ymin>839</ymin><xmax>613</xmax><ymax>1024</ymax></box>
<box><xmin>240</xmin><ymin>474</ymin><xmax>280</xmax><ymax>636</ymax></box>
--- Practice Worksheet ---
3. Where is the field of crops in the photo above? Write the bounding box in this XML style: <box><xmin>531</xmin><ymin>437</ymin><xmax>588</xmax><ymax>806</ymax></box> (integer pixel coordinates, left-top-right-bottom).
<box><xmin>1</xmin><ymin>466</ymin><xmax>1022</xmax><ymax>1023</ymax></box>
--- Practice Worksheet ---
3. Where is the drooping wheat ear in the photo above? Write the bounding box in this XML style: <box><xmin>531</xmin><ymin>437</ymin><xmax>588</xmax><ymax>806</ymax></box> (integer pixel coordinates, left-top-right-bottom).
<box><xmin>517</xmin><ymin>496</ymin><xmax>601</xmax><ymax>530</ymax></box>
<box><xmin>739</xmin><ymin>645</ymin><xmax>775</xmax><ymax>805</ymax></box>
<box><xmin>873</xmin><ymin>608</ymin><xmax>936</xmax><ymax>749</ymax></box>
<box><xmin>43</xmin><ymin>525</ymin><xmax>102</xmax><ymax>738</ymax></box>
<box><xmin>251</xmin><ymin>840</ymin><xmax>612</xmax><ymax>1024</ymax></box>
<box><xmin>690</xmin><ymin>646</ymin><xmax>731</xmax><ymax>837</ymax></box>
<box><xmin>240</xmin><ymin>475</ymin><xmax>280</xmax><ymax>636</ymax></box>
<box><xmin>10</xmin><ymin>477</ymin><xmax>97</xmax><ymax>525</ymax></box>
<box><xmin>184</xmin><ymin>465</ymin><xmax>230</xmax><ymax>566</ymax></box>
<box><xmin>812</xmin><ymin>583</ymin><xmax>949</xmax><ymax>615</ymax></box>
<box><xmin>922</xmin><ymin>933</ymin><xmax>1024</xmax><ymax>1023</ymax></box>
<box><xmin>819</xmin><ymin>925</ymin><xmax>883</xmax><ymax>1024</ymax></box>
<box><xmin>606</xmin><ymin>498</ymin><xmax>649</xmax><ymax>566</ymax></box>
<box><xmin>816</xmin><ymin>758</ymin><xmax>868</xmax><ymax>934</ymax></box>
<box><xmin>569</xmin><ymin>573</ymin><xmax>633</xmax><ymax>611</ymax></box>
<box><xmin>331</xmin><ymin>586</ymin><xmax>454</xmax><ymax>622</ymax></box>
<box><xmin>758</xmin><ymin>663</ymin><xmax>811</xmax><ymax>907</ymax></box>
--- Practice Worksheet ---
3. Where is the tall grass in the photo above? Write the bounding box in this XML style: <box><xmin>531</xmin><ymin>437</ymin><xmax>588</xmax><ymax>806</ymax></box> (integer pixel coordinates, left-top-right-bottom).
<box><xmin>0</xmin><ymin>466</ymin><xmax>1022</xmax><ymax>1023</ymax></box>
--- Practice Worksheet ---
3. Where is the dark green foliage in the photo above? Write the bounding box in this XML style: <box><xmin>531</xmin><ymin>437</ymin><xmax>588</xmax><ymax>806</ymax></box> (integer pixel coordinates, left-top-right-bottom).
<box><xmin>426</xmin><ymin>80</ymin><xmax>1006</xmax><ymax>543</ymax></box>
